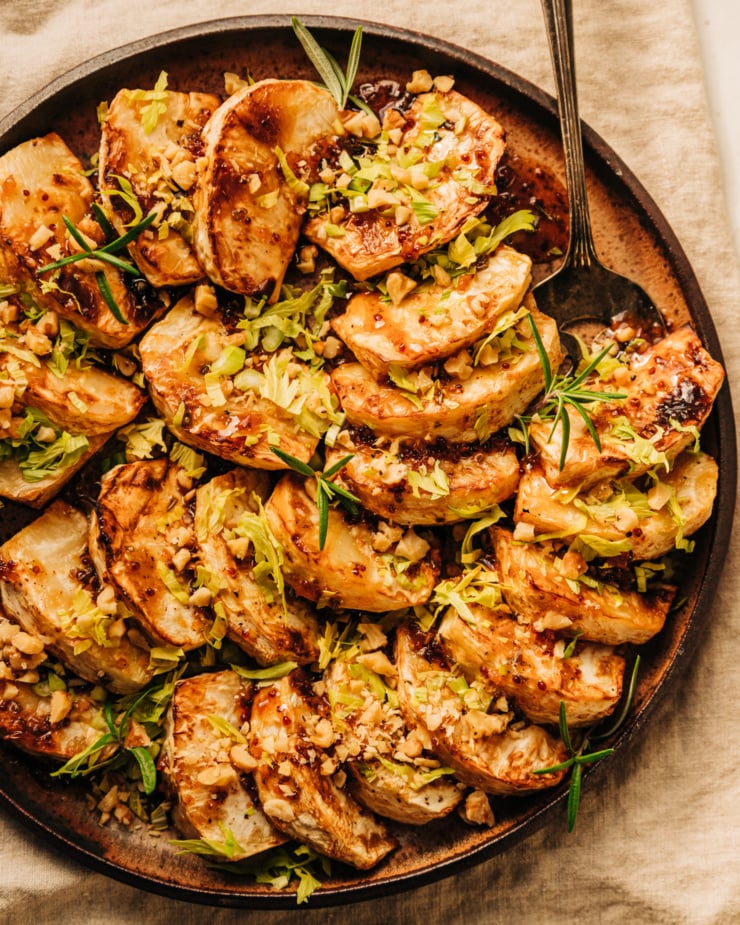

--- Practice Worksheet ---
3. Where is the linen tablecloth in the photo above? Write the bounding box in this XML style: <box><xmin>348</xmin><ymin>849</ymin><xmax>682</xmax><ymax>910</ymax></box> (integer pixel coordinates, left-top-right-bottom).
<box><xmin>1</xmin><ymin>1</ymin><xmax>738</xmax><ymax>923</ymax></box>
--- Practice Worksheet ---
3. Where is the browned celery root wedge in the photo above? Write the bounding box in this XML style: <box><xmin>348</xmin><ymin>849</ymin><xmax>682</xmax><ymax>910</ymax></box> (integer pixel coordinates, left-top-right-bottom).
<box><xmin>0</xmin><ymin>433</ymin><xmax>108</xmax><ymax>509</ymax></box>
<box><xmin>90</xmin><ymin>458</ymin><xmax>209</xmax><ymax>650</ymax></box>
<box><xmin>264</xmin><ymin>473</ymin><xmax>439</xmax><ymax>611</ymax></box>
<box><xmin>304</xmin><ymin>89</ymin><xmax>506</xmax><ymax>280</ymax></box>
<box><xmin>0</xmin><ymin>610</ymin><xmax>112</xmax><ymax>762</ymax></box>
<box><xmin>0</xmin><ymin>344</ymin><xmax>144</xmax><ymax>437</ymax></box>
<box><xmin>193</xmin><ymin>79</ymin><xmax>339</xmax><ymax>298</ymax></box>
<box><xmin>331</xmin><ymin>246</ymin><xmax>532</xmax><ymax>376</ymax></box>
<box><xmin>437</xmin><ymin>605</ymin><xmax>625</xmax><ymax>727</ymax></box>
<box><xmin>160</xmin><ymin>670</ymin><xmax>287</xmax><ymax>859</ymax></box>
<box><xmin>99</xmin><ymin>84</ymin><xmax>220</xmax><ymax>287</ymax></box>
<box><xmin>249</xmin><ymin>671</ymin><xmax>397</xmax><ymax>869</ymax></box>
<box><xmin>394</xmin><ymin>623</ymin><xmax>568</xmax><ymax>795</ymax></box>
<box><xmin>0</xmin><ymin>324</ymin><xmax>144</xmax><ymax>506</ymax></box>
<box><xmin>0</xmin><ymin>133</ymin><xmax>163</xmax><ymax>347</ymax></box>
<box><xmin>325</xmin><ymin>657</ymin><xmax>464</xmax><ymax>825</ymax></box>
<box><xmin>491</xmin><ymin>527</ymin><xmax>675</xmax><ymax>646</ymax></box>
<box><xmin>0</xmin><ymin>501</ymin><xmax>155</xmax><ymax>693</ymax></box>
<box><xmin>194</xmin><ymin>469</ymin><xmax>320</xmax><ymax>665</ymax></box>
<box><xmin>327</xmin><ymin>430</ymin><xmax>519</xmax><ymax>525</ymax></box>
<box><xmin>528</xmin><ymin>326</ymin><xmax>725</xmax><ymax>490</ymax></box>
<box><xmin>139</xmin><ymin>293</ymin><xmax>330</xmax><ymax>469</ymax></box>
<box><xmin>331</xmin><ymin>300</ymin><xmax>561</xmax><ymax>442</ymax></box>
<box><xmin>514</xmin><ymin>452</ymin><xmax>718</xmax><ymax>560</ymax></box>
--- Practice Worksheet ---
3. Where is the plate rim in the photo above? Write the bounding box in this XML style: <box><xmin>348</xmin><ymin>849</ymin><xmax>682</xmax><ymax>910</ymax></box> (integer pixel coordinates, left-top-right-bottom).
<box><xmin>0</xmin><ymin>13</ymin><xmax>735</xmax><ymax>909</ymax></box>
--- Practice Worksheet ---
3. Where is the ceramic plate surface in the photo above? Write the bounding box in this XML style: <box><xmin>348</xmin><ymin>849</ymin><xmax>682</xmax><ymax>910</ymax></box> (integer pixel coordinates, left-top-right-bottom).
<box><xmin>0</xmin><ymin>15</ymin><xmax>735</xmax><ymax>908</ymax></box>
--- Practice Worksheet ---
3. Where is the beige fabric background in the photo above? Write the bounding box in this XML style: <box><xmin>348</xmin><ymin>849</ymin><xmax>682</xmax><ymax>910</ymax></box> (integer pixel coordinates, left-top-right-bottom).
<box><xmin>0</xmin><ymin>1</ymin><xmax>738</xmax><ymax>923</ymax></box>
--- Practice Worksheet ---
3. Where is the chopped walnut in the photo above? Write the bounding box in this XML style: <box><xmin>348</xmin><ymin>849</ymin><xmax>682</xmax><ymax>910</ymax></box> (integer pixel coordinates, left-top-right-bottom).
<box><xmin>394</xmin><ymin>528</ymin><xmax>430</xmax><ymax>563</ymax></box>
<box><xmin>532</xmin><ymin>612</ymin><xmax>573</xmax><ymax>632</ymax></box>
<box><xmin>262</xmin><ymin>797</ymin><xmax>296</xmax><ymax>822</ymax></box>
<box><xmin>357</xmin><ymin>621</ymin><xmax>388</xmax><ymax>652</ymax></box>
<box><xmin>386</xmin><ymin>271</ymin><xmax>417</xmax><ymax>306</ymax></box>
<box><xmin>372</xmin><ymin>521</ymin><xmax>404</xmax><ymax>553</ymax></box>
<box><xmin>49</xmin><ymin>689</ymin><xmax>73</xmax><ymax>725</ymax></box>
<box><xmin>230</xmin><ymin>743</ymin><xmax>258</xmax><ymax>772</ymax></box>
<box><xmin>196</xmin><ymin>763</ymin><xmax>238</xmax><ymax>789</ymax></box>
<box><xmin>357</xmin><ymin>650</ymin><xmax>395</xmax><ymax>678</ymax></box>
<box><xmin>309</xmin><ymin>717</ymin><xmax>335</xmax><ymax>749</ymax></box>
<box><xmin>559</xmin><ymin>549</ymin><xmax>588</xmax><ymax>580</ymax></box>
<box><xmin>443</xmin><ymin>349</ymin><xmax>473</xmax><ymax>381</ymax></box>
<box><xmin>194</xmin><ymin>283</ymin><xmax>218</xmax><ymax>317</ymax></box>
<box><xmin>460</xmin><ymin>789</ymin><xmax>495</xmax><ymax>826</ymax></box>
<box><xmin>406</xmin><ymin>69</ymin><xmax>434</xmax><ymax>94</ymax></box>
<box><xmin>433</xmin><ymin>75</ymin><xmax>455</xmax><ymax>93</ymax></box>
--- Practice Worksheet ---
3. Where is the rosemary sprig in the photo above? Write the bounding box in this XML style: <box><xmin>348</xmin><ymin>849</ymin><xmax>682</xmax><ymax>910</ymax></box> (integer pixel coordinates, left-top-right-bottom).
<box><xmin>50</xmin><ymin>681</ymin><xmax>161</xmax><ymax>794</ymax></box>
<box><xmin>292</xmin><ymin>17</ymin><xmax>368</xmax><ymax>112</ymax></box>
<box><xmin>37</xmin><ymin>210</ymin><xmax>157</xmax><ymax>325</ymax></box>
<box><xmin>526</xmin><ymin>314</ymin><xmax>627</xmax><ymax>470</ymax></box>
<box><xmin>535</xmin><ymin>654</ymin><xmax>641</xmax><ymax>831</ymax></box>
<box><xmin>270</xmin><ymin>446</ymin><xmax>360</xmax><ymax>550</ymax></box>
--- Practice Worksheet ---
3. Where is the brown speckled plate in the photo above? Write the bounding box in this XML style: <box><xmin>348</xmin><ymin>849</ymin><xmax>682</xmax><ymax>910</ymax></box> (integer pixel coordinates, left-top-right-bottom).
<box><xmin>0</xmin><ymin>15</ymin><xmax>735</xmax><ymax>909</ymax></box>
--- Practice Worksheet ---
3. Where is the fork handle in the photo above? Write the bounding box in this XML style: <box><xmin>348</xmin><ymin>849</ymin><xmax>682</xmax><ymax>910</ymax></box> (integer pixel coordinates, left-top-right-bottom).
<box><xmin>540</xmin><ymin>0</ymin><xmax>598</xmax><ymax>268</ymax></box>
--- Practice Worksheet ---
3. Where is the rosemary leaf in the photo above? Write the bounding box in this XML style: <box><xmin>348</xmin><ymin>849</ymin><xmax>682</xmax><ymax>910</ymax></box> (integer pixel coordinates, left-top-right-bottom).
<box><xmin>317</xmin><ymin>487</ymin><xmax>329</xmax><ymax>550</ymax></box>
<box><xmin>292</xmin><ymin>17</ymin><xmax>345</xmax><ymax>105</ymax></box>
<box><xmin>95</xmin><ymin>270</ymin><xmax>129</xmax><ymax>325</ymax></box>
<box><xmin>292</xmin><ymin>18</ymin><xmax>363</xmax><ymax>109</ymax></box>
<box><xmin>566</xmin><ymin>762</ymin><xmax>583</xmax><ymax>833</ymax></box>
<box><xmin>269</xmin><ymin>446</ymin><xmax>359</xmax><ymax>550</ymax></box>
<box><xmin>92</xmin><ymin>201</ymin><xmax>117</xmax><ymax>240</ymax></box>
<box><xmin>130</xmin><ymin>745</ymin><xmax>157</xmax><ymax>794</ymax></box>
<box><xmin>270</xmin><ymin>445</ymin><xmax>315</xmax><ymax>478</ymax></box>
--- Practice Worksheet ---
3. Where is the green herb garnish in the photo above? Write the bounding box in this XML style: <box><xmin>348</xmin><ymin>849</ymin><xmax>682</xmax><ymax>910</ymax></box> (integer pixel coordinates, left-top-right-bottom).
<box><xmin>270</xmin><ymin>446</ymin><xmax>360</xmax><ymax>550</ymax></box>
<box><xmin>535</xmin><ymin>655</ymin><xmax>640</xmax><ymax>831</ymax></box>
<box><xmin>526</xmin><ymin>313</ymin><xmax>627</xmax><ymax>470</ymax></box>
<box><xmin>50</xmin><ymin>679</ymin><xmax>167</xmax><ymax>794</ymax></box>
<box><xmin>37</xmin><ymin>210</ymin><xmax>157</xmax><ymax>324</ymax></box>
<box><xmin>292</xmin><ymin>17</ymin><xmax>364</xmax><ymax>111</ymax></box>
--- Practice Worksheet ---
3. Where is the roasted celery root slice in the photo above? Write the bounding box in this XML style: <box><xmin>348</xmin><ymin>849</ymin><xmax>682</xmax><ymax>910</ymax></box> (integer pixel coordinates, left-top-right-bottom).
<box><xmin>0</xmin><ymin>346</ymin><xmax>145</xmax><ymax>438</ymax></box>
<box><xmin>327</xmin><ymin>430</ymin><xmax>520</xmax><ymax>526</ymax></box>
<box><xmin>249</xmin><ymin>672</ymin><xmax>397</xmax><ymax>869</ymax></box>
<box><xmin>332</xmin><ymin>301</ymin><xmax>561</xmax><ymax>441</ymax></box>
<box><xmin>0</xmin><ymin>327</ymin><xmax>144</xmax><ymax>506</ymax></box>
<box><xmin>99</xmin><ymin>85</ymin><xmax>219</xmax><ymax>287</ymax></box>
<box><xmin>160</xmin><ymin>670</ymin><xmax>286</xmax><ymax>860</ymax></box>
<box><xmin>0</xmin><ymin>501</ymin><xmax>155</xmax><ymax>693</ymax></box>
<box><xmin>514</xmin><ymin>452</ymin><xmax>718</xmax><ymax>561</ymax></box>
<box><xmin>437</xmin><ymin>606</ymin><xmax>625</xmax><ymax>727</ymax></box>
<box><xmin>332</xmin><ymin>246</ymin><xmax>532</xmax><ymax>376</ymax></box>
<box><xmin>394</xmin><ymin>623</ymin><xmax>568</xmax><ymax>795</ymax></box>
<box><xmin>194</xmin><ymin>469</ymin><xmax>320</xmax><ymax>665</ymax></box>
<box><xmin>0</xmin><ymin>611</ymin><xmax>110</xmax><ymax>762</ymax></box>
<box><xmin>193</xmin><ymin>79</ymin><xmax>339</xmax><ymax>298</ymax></box>
<box><xmin>90</xmin><ymin>458</ymin><xmax>209</xmax><ymax>650</ymax></box>
<box><xmin>0</xmin><ymin>433</ymin><xmax>109</xmax><ymax>509</ymax></box>
<box><xmin>139</xmin><ymin>294</ymin><xmax>327</xmax><ymax>469</ymax></box>
<box><xmin>529</xmin><ymin>326</ymin><xmax>726</xmax><ymax>490</ymax></box>
<box><xmin>264</xmin><ymin>474</ymin><xmax>439</xmax><ymax>612</ymax></box>
<box><xmin>0</xmin><ymin>133</ymin><xmax>163</xmax><ymax>347</ymax></box>
<box><xmin>304</xmin><ymin>89</ymin><xmax>506</xmax><ymax>280</ymax></box>
<box><xmin>491</xmin><ymin>527</ymin><xmax>675</xmax><ymax>646</ymax></box>
<box><xmin>325</xmin><ymin>657</ymin><xmax>463</xmax><ymax>825</ymax></box>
